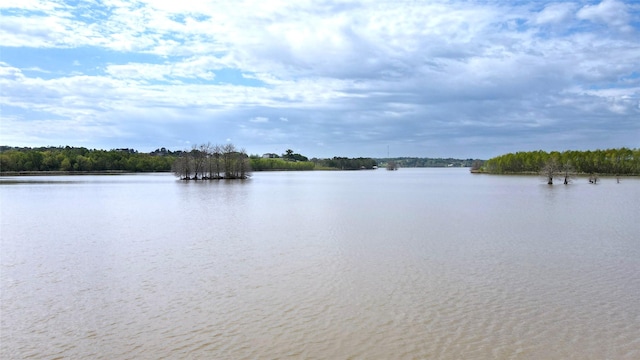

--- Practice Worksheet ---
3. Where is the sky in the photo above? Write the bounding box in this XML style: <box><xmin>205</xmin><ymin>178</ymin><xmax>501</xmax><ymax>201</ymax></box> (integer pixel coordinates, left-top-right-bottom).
<box><xmin>1</xmin><ymin>0</ymin><xmax>639</xmax><ymax>159</ymax></box>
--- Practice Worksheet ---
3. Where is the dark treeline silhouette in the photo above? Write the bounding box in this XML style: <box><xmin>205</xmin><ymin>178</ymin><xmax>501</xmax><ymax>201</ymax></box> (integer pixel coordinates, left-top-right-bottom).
<box><xmin>483</xmin><ymin>148</ymin><xmax>640</xmax><ymax>176</ymax></box>
<box><xmin>0</xmin><ymin>146</ymin><xmax>175</xmax><ymax>172</ymax></box>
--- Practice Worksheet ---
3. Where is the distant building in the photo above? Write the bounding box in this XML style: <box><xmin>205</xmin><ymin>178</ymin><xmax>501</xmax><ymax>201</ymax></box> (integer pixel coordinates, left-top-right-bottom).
<box><xmin>262</xmin><ymin>153</ymin><xmax>279</xmax><ymax>158</ymax></box>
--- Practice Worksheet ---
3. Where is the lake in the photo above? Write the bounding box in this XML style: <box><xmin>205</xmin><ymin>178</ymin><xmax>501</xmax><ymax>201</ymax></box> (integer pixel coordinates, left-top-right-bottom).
<box><xmin>1</xmin><ymin>168</ymin><xmax>639</xmax><ymax>359</ymax></box>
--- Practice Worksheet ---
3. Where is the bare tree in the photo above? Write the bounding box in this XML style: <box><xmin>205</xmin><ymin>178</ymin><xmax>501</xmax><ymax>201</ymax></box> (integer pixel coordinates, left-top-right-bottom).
<box><xmin>209</xmin><ymin>144</ymin><xmax>222</xmax><ymax>179</ymax></box>
<box><xmin>471</xmin><ymin>160</ymin><xmax>483</xmax><ymax>171</ymax></box>
<box><xmin>225</xmin><ymin>147</ymin><xmax>251</xmax><ymax>179</ymax></box>
<box><xmin>561</xmin><ymin>161</ymin><xmax>575</xmax><ymax>185</ymax></box>
<box><xmin>189</xmin><ymin>145</ymin><xmax>207</xmax><ymax>180</ymax></box>
<box><xmin>237</xmin><ymin>148</ymin><xmax>251</xmax><ymax>179</ymax></box>
<box><xmin>200</xmin><ymin>142</ymin><xmax>212</xmax><ymax>179</ymax></box>
<box><xmin>540</xmin><ymin>157</ymin><xmax>560</xmax><ymax>184</ymax></box>
<box><xmin>199</xmin><ymin>142</ymin><xmax>221</xmax><ymax>180</ymax></box>
<box><xmin>221</xmin><ymin>143</ymin><xmax>236</xmax><ymax>178</ymax></box>
<box><xmin>171</xmin><ymin>150</ymin><xmax>192</xmax><ymax>179</ymax></box>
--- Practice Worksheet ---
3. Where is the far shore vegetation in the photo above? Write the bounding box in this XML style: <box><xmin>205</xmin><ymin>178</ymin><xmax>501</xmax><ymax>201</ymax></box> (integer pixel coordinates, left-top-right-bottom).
<box><xmin>474</xmin><ymin>148</ymin><xmax>640</xmax><ymax>184</ymax></box>
<box><xmin>3</xmin><ymin>145</ymin><xmax>637</xmax><ymax>183</ymax></box>
<box><xmin>0</xmin><ymin>145</ymin><xmax>481</xmax><ymax>175</ymax></box>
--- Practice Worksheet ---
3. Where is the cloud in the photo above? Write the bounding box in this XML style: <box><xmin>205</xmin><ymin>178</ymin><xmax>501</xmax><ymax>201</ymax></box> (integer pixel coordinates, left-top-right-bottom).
<box><xmin>0</xmin><ymin>1</ymin><xmax>639</xmax><ymax>158</ymax></box>
<box><xmin>105</xmin><ymin>56</ymin><xmax>222</xmax><ymax>81</ymax></box>
<box><xmin>533</xmin><ymin>3</ymin><xmax>578</xmax><ymax>25</ymax></box>
<box><xmin>577</xmin><ymin>0</ymin><xmax>632</xmax><ymax>31</ymax></box>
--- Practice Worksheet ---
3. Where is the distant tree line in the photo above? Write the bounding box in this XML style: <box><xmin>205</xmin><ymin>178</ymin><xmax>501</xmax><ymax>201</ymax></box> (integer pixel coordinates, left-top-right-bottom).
<box><xmin>313</xmin><ymin>157</ymin><xmax>378</xmax><ymax>170</ymax></box>
<box><xmin>249</xmin><ymin>149</ymin><xmax>315</xmax><ymax>170</ymax></box>
<box><xmin>376</xmin><ymin>157</ymin><xmax>481</xmax><ymax>168</ymax></box>
<box><xmin>0</xmin><ymin>146</ymin><xmax>175</xmax><ymax>173</ymax></box>
<box><xmin>172</xmin><ymin>143</ymin><xmax>250</xmax><ymax>180</ymax></box>
<box><xmin>250</xmin><ymin>150</ymin><xmax>378</xmax><ymax>171</ymax></box>
<box><xmin>1</xmin><ymin>145</ymin><xmax>436</xmax><ymax>174</ymax></box>
<box><xmin>250</xmin><ymin>157</ymin><xmax>316</xmax><ymax>171</ymax></box>
<box><xmin>482</xmin><ymin>148</ymin><xmax>640</xmax><ymax>176</ymax></box>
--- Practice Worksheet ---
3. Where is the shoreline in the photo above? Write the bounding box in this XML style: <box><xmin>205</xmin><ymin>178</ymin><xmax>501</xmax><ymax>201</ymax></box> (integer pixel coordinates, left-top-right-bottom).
<box><xmin>470</xmin><ymin>169</ymin><xmax>639</xmax><ymax>177</ymax></box>
<box><xmin>0</xmin><ymin>170</ymin><xmax>171</xmax><ymax>176</ymax></box>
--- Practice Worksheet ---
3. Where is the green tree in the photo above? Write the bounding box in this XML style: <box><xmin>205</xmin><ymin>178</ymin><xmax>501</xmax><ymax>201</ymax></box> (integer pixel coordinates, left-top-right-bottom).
<box><xmin>283</xmin><ymin>149</ymin><xmax>295</xmax><ymax>161</ymax></box>
<box><xmin>60</xmin><ymin>157</ymin><xmax>72</xmax><ymax>171</ymax></box>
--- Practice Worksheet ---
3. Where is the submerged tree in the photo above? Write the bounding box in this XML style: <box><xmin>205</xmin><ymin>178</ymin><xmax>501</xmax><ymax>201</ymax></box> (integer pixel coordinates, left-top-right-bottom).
<box><xmin>560</xmin><ymin>161</ymin><xmax>575</xmax><ymax>185</ymax></box>
<box><xmin>171</xmin><ymin>154</ymin><xmax>191</xmax><ymax>179</ymax></box>
<box><xmin>206</xmin><ymin>144</ymin><xmax>223</xmax><ymax>179</ymax></box>
<box><xmin>191</xmin><ymin>145</ymin><xmax>207</xmax><ymax>180</ymax></box>
<box><xmin>470</xmin><ymin>160</ymin><xmax>483</xmax><ymax>172</ymax></box>
<box><xmin>540</xmin><ymin>157</ymin><xmax>560</xmax><ymax>184</ymax></box>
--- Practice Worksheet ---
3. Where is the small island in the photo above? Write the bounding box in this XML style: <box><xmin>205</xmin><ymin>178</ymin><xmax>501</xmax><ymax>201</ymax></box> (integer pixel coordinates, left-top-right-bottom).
<box><xmin>171</xmin><ymin>143</ymin><xmax>251</xmax><ymax>180</ymax></box>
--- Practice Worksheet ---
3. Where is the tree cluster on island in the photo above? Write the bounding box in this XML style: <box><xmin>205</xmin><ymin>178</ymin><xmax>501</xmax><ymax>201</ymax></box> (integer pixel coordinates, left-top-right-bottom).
<box><xmin>172</xmin><ymin>143</ymin><xmax>251</xmax><ymax>180</ymax></box>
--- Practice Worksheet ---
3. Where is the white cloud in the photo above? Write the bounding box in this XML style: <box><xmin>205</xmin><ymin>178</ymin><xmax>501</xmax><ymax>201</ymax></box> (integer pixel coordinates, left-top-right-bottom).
<box><xmin>533</xmin><ymin>3</ymin><xmax>578</xmax><ymax>25</ymax></box>
<box><xmin>1</xmin><ymin>1</ymin><xmax>639</xmax><ymax>157</ymax></box>
<box><xmin>577</xmin><ymin>0</ymin><xmax>632</xmax><ymax>31</ymax></box>
<box><xmin>0</xmin><ymin>0</ymin><xmax>65</xmax><ymax>12</ymax></box>
<box><xmin>105</xmin><ymin>56</ymin><xmax>222</xmax><ymax>81</ymax></box>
